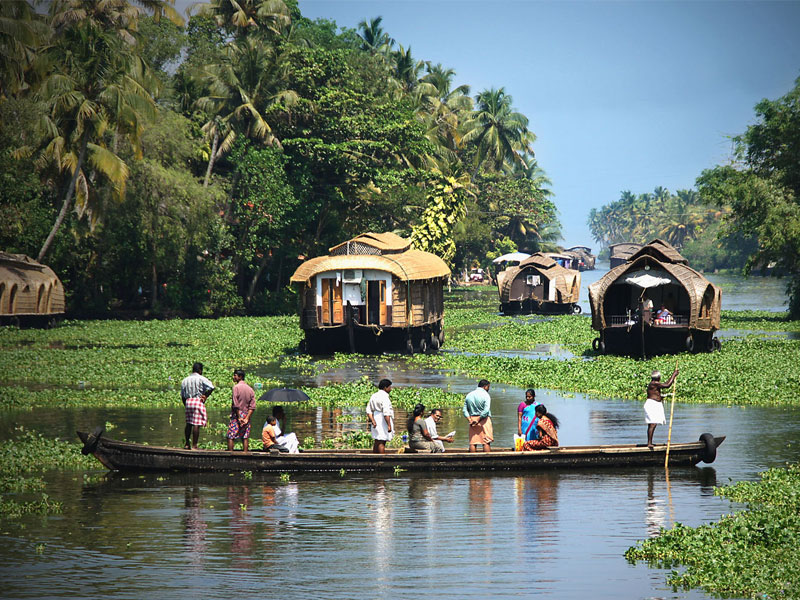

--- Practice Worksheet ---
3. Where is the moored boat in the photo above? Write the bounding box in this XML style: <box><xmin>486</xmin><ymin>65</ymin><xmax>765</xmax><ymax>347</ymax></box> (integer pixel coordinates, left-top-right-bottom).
<box><xmin>78</xmin><ymin>430</ymin><xmax>724</xmax><ymax>474</ymax></box>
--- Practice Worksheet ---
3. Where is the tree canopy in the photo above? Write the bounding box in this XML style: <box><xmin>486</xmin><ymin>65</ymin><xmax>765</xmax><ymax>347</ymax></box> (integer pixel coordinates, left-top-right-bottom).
<box><xmin>0</xmin><ymin>0</ymin><xmax>558</xmax><ymax>316</ymax></box>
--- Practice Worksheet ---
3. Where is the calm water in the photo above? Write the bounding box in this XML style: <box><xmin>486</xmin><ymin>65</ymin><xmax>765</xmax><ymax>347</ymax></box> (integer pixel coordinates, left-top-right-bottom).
<box><xmin>0</xmin><ymin>269</ymin><xmax>795</xmax><ymax>600</ymax></box>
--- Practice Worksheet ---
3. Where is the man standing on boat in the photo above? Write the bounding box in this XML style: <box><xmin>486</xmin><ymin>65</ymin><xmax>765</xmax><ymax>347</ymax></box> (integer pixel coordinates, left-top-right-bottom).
<box><xmin>645</xmin><ymin>369</ymin><xmax>678</xmax><ymax>449</ymax></box>
<box><xmin>366</xmin><ymin>378</ymin><xmax>394</xmax><ymax>454</ymax></box>
<box><xmin>181</xmin><ymin>362</ymin><xmax>215</xmax><ymax>450</ymax></box>
<box><xmin>463</xmin><ymin>380</ymin><xmax>493</xmax><ymax>452</ymax></box>
<box><xmin>228</xmin><ymin>369</ymin><xmax>255</xmax><ymax>452</ymax></box>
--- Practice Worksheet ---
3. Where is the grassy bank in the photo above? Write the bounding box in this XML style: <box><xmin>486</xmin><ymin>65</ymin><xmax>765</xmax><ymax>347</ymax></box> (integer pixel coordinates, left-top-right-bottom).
<box><xmin>625</xmin><ymin>462</ymin><xmax>800</xmax><ymax>599</ymax></box>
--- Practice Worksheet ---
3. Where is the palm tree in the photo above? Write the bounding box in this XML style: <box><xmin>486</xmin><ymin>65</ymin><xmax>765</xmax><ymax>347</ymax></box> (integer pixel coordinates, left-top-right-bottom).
<box><xmin>462</xmin><ymin>87</ymin><xmax>534</xmax><ymax>173</ymax></box>
<box><xmin>191</xmin><ymin>0</ymin><xmax>289</xmax><ymax>38</ymax></box>
<box><xmin>357</xmin><ymin>16</ymin><xmax>394</xmax><ymax>55</ymax></box>
<box><xmin>33</xmin><ymin>4</ymin><xmax>158</xmax><ymax>261</ymax></box>
<box><xmin>196</xmin><ymin>35</ymin><xmax>297</xmax><ymax>186</ymax></box>
<box><xmin>0</xmin><ymin>0</ymin><xmax>48</xmax><ymax>99</ymax></box>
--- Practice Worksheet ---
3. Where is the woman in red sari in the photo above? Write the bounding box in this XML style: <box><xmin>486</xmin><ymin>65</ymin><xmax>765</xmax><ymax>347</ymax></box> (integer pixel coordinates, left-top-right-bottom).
<box><xmin>522</xmin><ymin>404</ymin><xmax>560</xmax><ymax>450</ymax></box>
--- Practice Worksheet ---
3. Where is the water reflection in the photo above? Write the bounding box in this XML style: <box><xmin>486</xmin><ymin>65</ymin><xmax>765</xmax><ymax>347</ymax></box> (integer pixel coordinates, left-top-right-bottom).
<box><xmin>183</xmin><ymin>487</ymin><xmax>207</xmax><ymax>566</ymax></box>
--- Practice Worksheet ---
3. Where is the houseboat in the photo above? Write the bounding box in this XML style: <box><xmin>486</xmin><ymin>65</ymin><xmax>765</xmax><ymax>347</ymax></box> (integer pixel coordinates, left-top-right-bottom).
<box><xmin>564</xmin><ymin>246</ymin><xmax>596</xmax><ymax>270</ymax></box>
<box><xmin>588</xmin><ymin>239</ymin><xmax>722</xmax><ymax>356</ymax></box>
<box><xmin>608</xmin><ymin>242</ymin><xmax>643</xmax><ymax>268</ymax></box>
<box><xmin>290</xmin><ymin>232</ymin><xmax>450</xmax><ymax>354</ymax></box>
<box><xmin>0</xmin><ymin>253</ymin><xmax>65</xmax><ymax>326</ymax></box>
<box><xmin>497</xmin><ymin>253</ymin><xmax>582</xmax><ymax>315</ymax></box>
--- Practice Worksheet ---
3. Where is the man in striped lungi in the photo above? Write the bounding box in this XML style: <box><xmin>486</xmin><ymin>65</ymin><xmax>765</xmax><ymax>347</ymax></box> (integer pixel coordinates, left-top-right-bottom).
<box><xmin>181</xmin><ymin>362</ymin><xmax>215</xmax><ymax>449</ymax></box>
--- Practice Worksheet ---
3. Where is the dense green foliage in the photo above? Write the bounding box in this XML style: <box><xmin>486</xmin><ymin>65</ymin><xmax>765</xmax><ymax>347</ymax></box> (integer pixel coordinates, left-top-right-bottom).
<box><xmin>697</xmin><ymin>77</ymin><xmax>800</xmax><ymax>316</ymax></box>
<box><xmin>588</xmin><ymin>187</ymin><xmax>755</xmax><ymax>271</ymax></box>
<box><xmin>0</xmin><ymin>0</ymin><xmax>557</xmax><ymax>316</ymax></box>
<box><xmin>626</xmin><ymin>462</ymin><xmax>800</xmax><ymax>599</ymax></box>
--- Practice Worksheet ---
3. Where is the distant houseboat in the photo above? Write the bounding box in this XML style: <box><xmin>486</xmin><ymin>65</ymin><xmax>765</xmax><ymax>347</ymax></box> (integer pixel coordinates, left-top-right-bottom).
<box><xmin>588</xmin><ymin>239</ymin><xmax>722</xmax><ymax>356</ymax></box>
<box><xmin>497</xmin><ymin>253</ymin><xmax>582</xmax><ymax>315</ymax></box>
<box><xmin>0</xmin><ymin>253</ymin><xmax>65</xmax><ymax>326</ymax></box>
<box><xmin>290</xmin><ymin>233</ymin><xmax>450</xmax><ymax>354</ymax></box>
<box><xmin>608</xmin><ymin>242</ymin><xmax>643</xmax><ymax>268</ymax></box>
<box><xmin>564</xmin><ymin>246</ymin><xmax>596</xmax><ymax>270</ymax></box>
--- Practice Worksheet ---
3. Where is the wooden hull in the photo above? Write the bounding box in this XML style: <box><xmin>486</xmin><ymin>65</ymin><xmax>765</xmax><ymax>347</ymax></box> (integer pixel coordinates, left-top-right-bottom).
<box><xmin>600</xmin><ymin>323</ymin><xmax>718</xmax><ymax>356</ymax></box>
<box><xmin>78</xmin><ymin>431</ymin><xmax>724</xmax><ymax>474</ymax></box>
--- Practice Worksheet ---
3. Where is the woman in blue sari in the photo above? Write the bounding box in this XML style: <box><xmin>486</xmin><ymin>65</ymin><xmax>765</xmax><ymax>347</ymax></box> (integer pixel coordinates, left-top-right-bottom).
<box><xmin>519</xmin><ymin>389</ymin><xmax>540</xmax><ymax>441</ymax></box>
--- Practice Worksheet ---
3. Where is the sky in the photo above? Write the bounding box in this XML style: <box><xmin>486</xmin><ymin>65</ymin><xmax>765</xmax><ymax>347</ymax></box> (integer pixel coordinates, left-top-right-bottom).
<box><xmin>176</xmin><ymin>0</ymin><xmax>800</xmax><ymax>249</ymax></box>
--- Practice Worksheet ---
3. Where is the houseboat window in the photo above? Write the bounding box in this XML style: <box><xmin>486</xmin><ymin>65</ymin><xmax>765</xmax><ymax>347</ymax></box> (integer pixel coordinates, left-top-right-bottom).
<box><xmin>8</xmin><ymin>284</ymin><xmax>18</xmax><ymax>313</ymax></box>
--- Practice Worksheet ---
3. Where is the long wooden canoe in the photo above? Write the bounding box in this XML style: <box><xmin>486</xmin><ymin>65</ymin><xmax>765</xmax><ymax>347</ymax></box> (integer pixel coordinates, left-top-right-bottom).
<box><xmin>77</xmin><ymin>430</ymin><xmax>725</xmax><ymax>474</ymax></box>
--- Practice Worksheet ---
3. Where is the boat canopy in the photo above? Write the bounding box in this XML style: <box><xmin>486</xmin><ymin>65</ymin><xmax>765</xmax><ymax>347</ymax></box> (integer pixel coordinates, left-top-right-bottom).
<box><xmin>492</xmin><ymin>252</ymin><xmax>531</xmax><ymax>264</ymax></box>
<box><xmin>291</xmin><ymin>233</ymin><xmax>450</xmax><ymax>284</ymax></box>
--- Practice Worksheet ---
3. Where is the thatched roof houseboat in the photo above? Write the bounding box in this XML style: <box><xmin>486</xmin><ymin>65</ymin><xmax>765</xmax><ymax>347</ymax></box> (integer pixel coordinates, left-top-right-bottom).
<box><xmin>588</xmin><ymin>239</ymin><xmax>722</xmax><ymax>356</ymax></box>
<box><xmin>0</xmin><ymin>253</ymin><xmax>65</xmax><ymax>325</ymax></box>
<box><xmin>290</xmin><ymin>233</ymin><xmax>450</xmax><ymax>354</ymax></box>
<box><xmin>564</xmin><ymin>246</ymin><xmax>596</xmax><ymax>270</ymax></box>
<box><xmin>497</xmin><ymin>253</ymin><xmax>582</xmax><ymax>315</ymax></box>
<box><xmin>609</xmin><ymin>242</ymin><xmax>643</xmax><ymax>268</ymax></box>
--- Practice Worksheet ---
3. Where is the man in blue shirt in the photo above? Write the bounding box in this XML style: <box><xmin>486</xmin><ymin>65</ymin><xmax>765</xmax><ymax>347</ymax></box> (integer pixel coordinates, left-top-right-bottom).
<box><xmin>463</xmin><ymin>379</ymin><xmax>493</xmax><ymax>452</ymax></box>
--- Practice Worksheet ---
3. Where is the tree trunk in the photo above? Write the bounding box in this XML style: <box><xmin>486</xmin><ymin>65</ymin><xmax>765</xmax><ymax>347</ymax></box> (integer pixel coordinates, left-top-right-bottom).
<box><xmin>203</xmin><ymin>131</ymin><xmax>219</xmax><ymax>188</ymax></box>
<box><xmin>274</xmin><ymin>254</ymin><xmax>283</xmax><ymax>292</ymax></box>
<box><xmin>150</xmin><ymin>239</ymin><xmax>158</xmax><ymax>311</ymax></box>
<box><xmin>37</xmin><ymin>136</ymin><xmax>89</xmax><ymax>262</ymax></box>
<box><xmin>245</xmin><ymin>253</ymin><xmax>271</xmax><ymax>307</ymax></box>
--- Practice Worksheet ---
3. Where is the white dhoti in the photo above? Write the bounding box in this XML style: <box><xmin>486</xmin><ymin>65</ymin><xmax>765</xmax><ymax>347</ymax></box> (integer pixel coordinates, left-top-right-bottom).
<box><xmin>644</xmin><ymin>399</ymin><xmax>666</xmax><ymax>425</ymax></box>
<box><xmin>432</xmin><ymin>439</ymin><xmax>445</xmax><ymax>453</ymax></box>
<box><xmin>371</xmin><ymin>411</ymin><xmax>394</xmax><ymax>441</ymax></box>
<box><xmin>277</xmin><ymin>432</ymin><xmax>299</xmax><ymax>453</ymax></box>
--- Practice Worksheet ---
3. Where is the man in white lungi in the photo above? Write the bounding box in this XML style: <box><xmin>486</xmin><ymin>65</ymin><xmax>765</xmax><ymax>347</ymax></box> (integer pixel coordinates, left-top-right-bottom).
<box><xmin>366</xmin><ymin>378</ymin><xmax>394</xmax><ymax>454</ymax></box>
<box><xmin>645</xmin><ymin>369</ymin><xmax>678</xmax><ymax>448</ymax></box>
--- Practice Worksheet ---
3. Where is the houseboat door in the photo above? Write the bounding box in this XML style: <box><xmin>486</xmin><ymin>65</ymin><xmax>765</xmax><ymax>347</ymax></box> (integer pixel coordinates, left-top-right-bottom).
<box><xmin>367</xmin><ymin>280</ymin><xmax>387</xmax><ymax>325</ymax></box>
<box><xmin>321</xmin><ymin>278</ymin><xmax>343</xmax><ymax>324</ymax></box>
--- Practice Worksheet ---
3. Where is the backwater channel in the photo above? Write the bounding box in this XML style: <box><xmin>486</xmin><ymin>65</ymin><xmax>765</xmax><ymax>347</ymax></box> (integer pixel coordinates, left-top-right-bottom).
<box><xmin>0</xmin><ymin>267</ymin><xmax>797</xmax><ymax>599</ymax></box>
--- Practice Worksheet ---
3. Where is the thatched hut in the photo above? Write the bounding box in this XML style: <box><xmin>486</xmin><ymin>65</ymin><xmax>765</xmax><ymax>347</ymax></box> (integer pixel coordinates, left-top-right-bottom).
<box><xmin>609</xmin><ymin>242</ymin><xmax>643</xmax><ymax>268</ymax></box>
<box><xmin>290</xmin><ymin>233</ymin><xmax>450</xmax><ymax>354</ymax></box>
<box><xmin>564</xmin><ymin>246</ymin><xmax>596</xmax><ymax>270</ymax></box>
<box><xmin>588</xmin><ymin>239</ymin><xmax>722</xmax><ymax>356</ymax></box>
<box><xmin>497</xmin><ymin>253</ymin><xmax>582</xmax><ymax>315</ymax></box>
<box><xmin>0</xmin><ymin>253</ymin><xmax>65</xmax><ymax>325</ymax></box>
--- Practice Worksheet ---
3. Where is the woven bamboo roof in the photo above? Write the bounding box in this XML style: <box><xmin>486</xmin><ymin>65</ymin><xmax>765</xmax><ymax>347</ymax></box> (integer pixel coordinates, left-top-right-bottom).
<box><xmin>588</xmin><ymin>241</ymin><xmax>720</xmax><ymax>331</ymax></box>
<box><xmin>0</xmin><ymin>253</ymin><xmax>65</xmax><ymax>315</ymax></box>
<box><xmin>497</xmin><ymin>253</ymin><xmax>581</xmax><ymax>303</ymax></box>
<box><xmin>291</xmin><ymin>236</ymin><xmax>449</xmax><ymax>283</ymax></box>
<box><xmin>609</xmin><ymin>242</ymin><xmax>643</xmax><ymax>257</ymax></box>
<box><xmin>328</xmin><ymin>232</ymin><xmax>411</xmax><ymax>255</ymax></box>
<box><xmin>628</xmin><ymin>238</ymin><xmax>688</xmax><ymax>264</ymax></box>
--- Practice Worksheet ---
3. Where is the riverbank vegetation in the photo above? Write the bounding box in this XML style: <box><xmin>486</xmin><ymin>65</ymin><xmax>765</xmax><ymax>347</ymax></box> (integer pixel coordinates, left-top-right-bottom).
<box><xmin>1</xmin><ymin>0</ymin><xmax>558</xmax><ymax>318</ymax></box>
<box><xmin>0</xmin><ymin>301</ymin><xmax>797</xmax><ymax>410</ymax></box>
<box><xmin>0</xmin><ymin>428</ymin><xmax>96</xmax><ymax>521</ymax></box>
<box><xmin>626</xmin><ymin>461</ymin><xmax>800</xmax><ymax>599</ymax></box>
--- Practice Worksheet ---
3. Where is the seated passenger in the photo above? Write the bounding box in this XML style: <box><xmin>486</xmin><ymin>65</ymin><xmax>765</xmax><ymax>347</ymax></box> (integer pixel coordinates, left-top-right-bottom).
<box><xmin>522</xmin><ymin>404</ymin><xmax>560</xmax><ymax>450</ymax></box>
<box><xmin>270</xmin><ymin>406</ymin><xmax>299</xmax><ymax>453</ymax></box>
<box><xmin>655</xmin><ymin>304</ymin><xmax>673</xmax><ymax>324</ymax></box>
<box><xmin>262</xmin><ymin>416</ymin><xmax>289</xmax><ymax>452</ymax></box>
<box><xmin>424</xmin><ymin>408</ymin><xmax>454</xmax><ymax>452</ymax></box>
<box><xmin>408</xmin><ymin>403</ymin><xmax>442</xmax><ymax>453</ymax></box>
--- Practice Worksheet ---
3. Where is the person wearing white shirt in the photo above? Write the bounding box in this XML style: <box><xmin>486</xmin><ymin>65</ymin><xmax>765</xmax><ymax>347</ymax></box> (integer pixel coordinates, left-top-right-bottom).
<box><xmin>424</xmin><ymin>408</ymin><xmax>454</xmax><ymax>452</ymax></box>
<box><xmin>366</xmin><ymin>378</ymin><xmax>394</xmax><ymax>454</ymax></box>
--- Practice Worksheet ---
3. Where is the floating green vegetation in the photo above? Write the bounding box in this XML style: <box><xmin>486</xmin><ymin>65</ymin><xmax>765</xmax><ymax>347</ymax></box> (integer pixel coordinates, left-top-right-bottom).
<box><xmin>0</xmin><ymin>429</ymin><xmax>97</xmax><ymax>521</ymax></box>
<box><xmin>0</xmin><ymin>309</ymin><xmax>797</xmax><ymax>414</ymax></box>
<box><xmin>626</xmin><ymin>462</ymin><xmax>800</xmax><ymax>599</ymax></box>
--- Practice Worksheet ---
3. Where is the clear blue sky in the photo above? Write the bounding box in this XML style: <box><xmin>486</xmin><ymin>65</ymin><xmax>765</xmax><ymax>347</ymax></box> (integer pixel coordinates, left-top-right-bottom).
<box><xmin>178</xmin><ymin>0</ymin><xmax>800</xmax><ymax>249</ymax></box>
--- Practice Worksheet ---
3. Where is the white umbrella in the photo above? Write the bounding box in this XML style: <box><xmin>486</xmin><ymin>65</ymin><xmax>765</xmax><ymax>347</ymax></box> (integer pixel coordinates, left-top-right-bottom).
<box><xmin>492</xmin><ymin>252</ymin><xmax>531</xmax><ymax>264</ymax></box>
<box><xmin>622</xmin><ymin>269</ymin><xmax>676</xmax><ymax>288</ymax></box>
